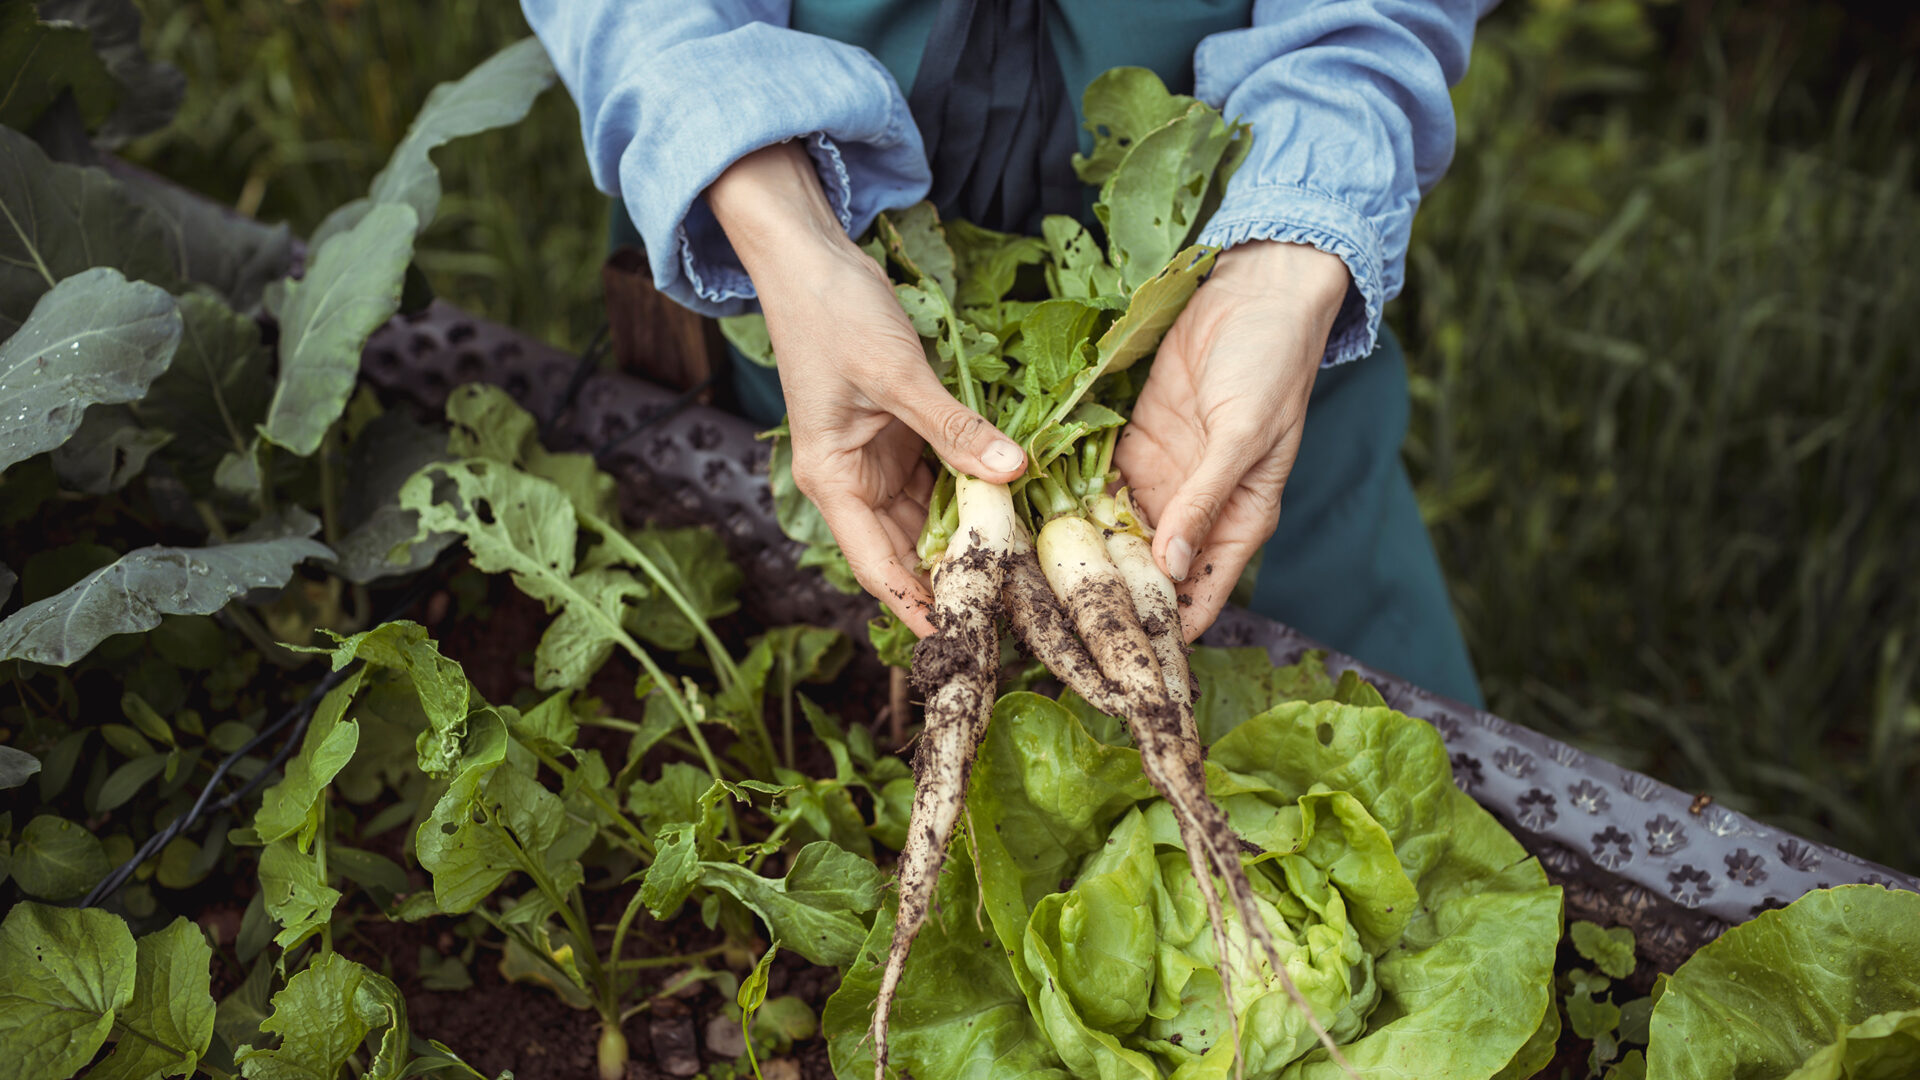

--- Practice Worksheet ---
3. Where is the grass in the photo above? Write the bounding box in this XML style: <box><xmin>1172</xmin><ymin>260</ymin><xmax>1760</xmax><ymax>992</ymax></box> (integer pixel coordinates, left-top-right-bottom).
<box><xmin>123</xmin><ymin>0</ymin><xmax>1919</xmax><ymax>871</ymax></box>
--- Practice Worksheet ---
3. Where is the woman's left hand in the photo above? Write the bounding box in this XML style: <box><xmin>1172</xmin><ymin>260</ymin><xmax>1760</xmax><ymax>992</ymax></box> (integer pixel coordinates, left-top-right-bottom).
<box><xmin>1115</xmin><ymin>240</ymin><xmax>1352</xmax><ymax>642</ymax></box>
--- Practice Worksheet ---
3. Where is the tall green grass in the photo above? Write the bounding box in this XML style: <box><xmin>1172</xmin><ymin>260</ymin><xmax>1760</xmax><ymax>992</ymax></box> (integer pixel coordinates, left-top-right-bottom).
<box><xmin>124</xmin><ymin>0</ymin><xmax>1918</xmax><ymax>870</ymax></box>
<box><xmin>1403</xmin><ymin>0</ymin><xmax>1919</xmax><ymax>869</ymax></box>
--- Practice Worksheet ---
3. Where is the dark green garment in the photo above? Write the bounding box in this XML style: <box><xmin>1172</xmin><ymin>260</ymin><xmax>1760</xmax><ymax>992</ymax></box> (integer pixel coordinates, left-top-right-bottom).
<box><xmin>607</xmin><ymin>2</ymin><xmax>1485</xmax><ymax>706</ymax></box>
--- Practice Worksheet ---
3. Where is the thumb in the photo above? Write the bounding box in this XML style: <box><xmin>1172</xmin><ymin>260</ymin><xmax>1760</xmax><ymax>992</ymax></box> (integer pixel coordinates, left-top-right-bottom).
<box><xmin>881</xmin><ymin>365</ymin><xmax>1026</xmax><ymax>482</ymax></box>
<box><xmin>1151</xmin><ymin>442</ymin><xmax>1257</xmax><ymax>583</ymax></box>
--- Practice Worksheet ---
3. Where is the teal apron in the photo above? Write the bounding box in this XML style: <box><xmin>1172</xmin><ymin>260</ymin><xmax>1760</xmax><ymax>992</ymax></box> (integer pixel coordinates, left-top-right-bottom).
<box><xmin>609</xmin><ymin>1</ymin><xmax>1485</xmax><ymax>707</ymax></box>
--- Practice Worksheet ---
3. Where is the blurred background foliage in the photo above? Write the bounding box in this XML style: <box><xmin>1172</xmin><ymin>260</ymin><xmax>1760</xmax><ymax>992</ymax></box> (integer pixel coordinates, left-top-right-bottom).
<box><xmin>121</xmin><ymin>0</ymin><xmax>1919</xmax><ymax>871</ymax></box>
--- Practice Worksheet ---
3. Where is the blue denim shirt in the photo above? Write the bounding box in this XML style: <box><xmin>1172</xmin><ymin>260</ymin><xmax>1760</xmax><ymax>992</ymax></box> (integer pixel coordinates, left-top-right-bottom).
<box><xmin>522</xmin><ymin>0</ymin><xmax>1494</xmax><ymax>366</ymax></box>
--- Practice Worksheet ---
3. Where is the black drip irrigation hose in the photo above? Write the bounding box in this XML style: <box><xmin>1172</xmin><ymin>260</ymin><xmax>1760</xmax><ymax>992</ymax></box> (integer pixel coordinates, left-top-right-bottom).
<box><xmin>540</xmin><ymin>321</ymin><xmax>611</xmax><ymax>442</ymax></box>
<box><xmin>78</xmin><ymin>568</ymin><xmax>448</xmax><ymax>910</ymax></box>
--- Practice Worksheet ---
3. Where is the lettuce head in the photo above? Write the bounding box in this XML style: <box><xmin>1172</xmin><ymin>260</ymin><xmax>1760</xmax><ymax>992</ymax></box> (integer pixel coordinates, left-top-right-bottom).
<box><xmin>824</xmin><ymin>651</ymin><xmax>1563</xmax><ymax>1080</ymax></box>
<box><xmin>1648</xmin><ymin>884</ymin><xmax>1920</xmax><ymax>1079</ymax></box>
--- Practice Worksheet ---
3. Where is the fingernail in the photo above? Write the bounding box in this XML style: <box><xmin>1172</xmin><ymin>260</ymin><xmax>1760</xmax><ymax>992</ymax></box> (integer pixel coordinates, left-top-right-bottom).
<box><xmin>1166</xmin><ymin>537</ymin><xmax>1193</xmax><ymax>582</ymax></box>
<box><xmin>981</xmin><ymin>439</ymin><xmax>1023</xmax><ymax>474</ymax></box>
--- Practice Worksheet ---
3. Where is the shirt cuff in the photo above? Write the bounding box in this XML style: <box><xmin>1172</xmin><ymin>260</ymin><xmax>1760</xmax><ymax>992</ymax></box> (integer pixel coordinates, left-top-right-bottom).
<box><xmin>618</xmin><ymin>25</ymin><xmax>930</xmax><ymax>318</ymax></box>
<box><xmin>1196</xmin><ymin>183</ymin><xmax>1386</xmax><ymax>366</ymax></box>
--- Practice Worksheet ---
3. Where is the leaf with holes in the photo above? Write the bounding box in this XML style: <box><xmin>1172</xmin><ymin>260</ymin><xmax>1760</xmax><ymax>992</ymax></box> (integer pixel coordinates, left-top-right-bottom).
<box><xmin>235</xmin><ymin>953</ymin><xmax>409</xmax><ymax>1080</ymax></box>
<box><xmin>0</xmin><ymin>903</ymin><xmax>137</xmax><ymax>1080</ymax></box>
<box><xmin>0</xmin><ymin>267</ymin><xmax>180</xmax><ymax>474</ymax></box>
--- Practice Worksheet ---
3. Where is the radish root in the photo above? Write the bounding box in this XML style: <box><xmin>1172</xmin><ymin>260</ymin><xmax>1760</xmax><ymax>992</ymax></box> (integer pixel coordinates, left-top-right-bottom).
<box><xmin>874</xmin><ymin>476</ymin><xmax>1013</xmax><ymax>1080</ymax></box>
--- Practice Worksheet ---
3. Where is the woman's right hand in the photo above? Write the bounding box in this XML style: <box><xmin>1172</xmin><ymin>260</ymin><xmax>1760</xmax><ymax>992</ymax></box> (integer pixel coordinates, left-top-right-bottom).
<box><xmin>707</xmin><ymin>142</ymin><xmax>1027</xmax><ymax>635</ymax></box>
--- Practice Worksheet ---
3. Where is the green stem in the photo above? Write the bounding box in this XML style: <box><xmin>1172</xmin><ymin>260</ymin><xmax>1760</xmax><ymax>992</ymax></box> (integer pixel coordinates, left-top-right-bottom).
<box><xmin>495</xmin><ymin>808</ymin><xmax>607</xmax><ymax>997</ymax></box>
<box><xmin>580</xmin><ymin>509</ymin><xmax>745</xmax><ymax>695</ymax></box>
<box><xmin>610</xmin><ymin>944</ymin><xmax>726</xmax><ymax>971</ymax></box>
<box><xmin>318</xmin><ymin>427</ymin><xmax>341</xmax><ymax>550</ymax></box>
<box><xmin>780</xmin><ymin>640</ymin><xmax>796</xmax><ymax>773</ymax></box>
<box><xmin>314</xmin><ymin>798</ymin><xmax>332</xmax><ymax>955</ymax></box>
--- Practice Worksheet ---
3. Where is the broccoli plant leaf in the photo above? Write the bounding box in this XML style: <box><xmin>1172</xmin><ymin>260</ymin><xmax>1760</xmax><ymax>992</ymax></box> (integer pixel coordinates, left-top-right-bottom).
<box><xmin>310</xmin><ymin>37</ymin><xmax>555</xmax><ymax>248</ymax></box>
<box><xmin>0</xmin><ymin>127</ymin><xmax>178</xmax><ymax>335</ymax></box>
<box><xmin>0</xmin><ymin>745</ymin><xmax>40</xmax><ymax>789</ymax></box>
<box><xmin>0</xmin><ymin>267</ymin><xmax>181</xmax><ymax>474</ymax></box>
<box><xmin>258</xmin><ymin>201</ymin><xmax>416</xmax><ymax>456</ymax></box>
<box><xmin>236</xmin><ymin>953</ymin><xmax>407</xmax><ymax>1080</ymax></box>
<box><xmin>132</xmin><ymin>291</ymin><xmax>271</xmax><ymax>487</ymax></box>
<box><xmin>0</xmin><ymin>534</ymin><xmax>333</xmax><ymax>666</ymax></box>
<box><xmin>116</xmin><ymin>174</ymin><xmax>293</xmax><ymax>312</ymax></box>
<box><xmin>38</xmin><ymin>0</ymin><xmax>187</xmax><ymax>147</ymax></box>
<box><xmin>328</xmin><ymin>409</ymin><xmax>453</xmax><ymax>584</ymax></box>
<box><xmin>50</xmin><ymin>404</ymin><xmax>171</xmax><ymax>494</ymax></box>
<box><xmin>0</xmin><ymin>3</ymin><xmax>118</xmax><ymax>133</ymax></box>
<box><xmin>86</xmin><ymin>917</ymin><xmax>217</xmax><ymax>1080</ymax></box>
<box><xmin>0</xmin><ymin>903</ymin><xmax>136</xmax><ymax>1080</ymax></box>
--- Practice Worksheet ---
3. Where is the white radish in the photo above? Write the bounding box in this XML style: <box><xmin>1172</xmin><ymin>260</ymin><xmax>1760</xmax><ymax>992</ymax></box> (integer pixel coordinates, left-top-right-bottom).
<box><xmin>876</xmin><ymin>475</ymin><xmax>1016</xmax><ymax>1080</ymax></box>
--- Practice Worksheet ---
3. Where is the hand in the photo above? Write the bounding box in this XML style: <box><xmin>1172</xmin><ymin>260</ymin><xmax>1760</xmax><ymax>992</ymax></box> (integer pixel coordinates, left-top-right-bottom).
<box><xmin>707</xmin><ymin>143</ymin><xmax>1027</xmax><ymax>635</ymax></box>
<box><xmin>1115</xmin><ymin>240</ymin><xmax>1350</xmax><ymax>642</ymax></box>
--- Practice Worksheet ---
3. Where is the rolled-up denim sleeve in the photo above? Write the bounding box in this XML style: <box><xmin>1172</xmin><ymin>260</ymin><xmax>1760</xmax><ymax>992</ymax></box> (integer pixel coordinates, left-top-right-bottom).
<box><xmin>522</xmin><ymin>0</ymin><xmax>932</xmax><ymax>315</ymax></box>
<box><xmin>1193</xmin><ymin>0</ymin><xmax>1494</xmax><ymax>365</ymax></box>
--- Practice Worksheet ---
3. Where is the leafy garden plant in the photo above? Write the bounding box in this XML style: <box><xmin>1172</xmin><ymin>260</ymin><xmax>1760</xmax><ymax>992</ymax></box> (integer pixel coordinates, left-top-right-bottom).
<box><xmin>5</xmin><ymin>8</ymin><xmax>1918</xmax><ymax>1080</ymax></box>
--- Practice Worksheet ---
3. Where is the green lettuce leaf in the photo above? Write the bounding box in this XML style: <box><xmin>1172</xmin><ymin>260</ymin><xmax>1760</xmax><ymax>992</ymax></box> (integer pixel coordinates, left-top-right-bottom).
<box><xmin>1648</xmin><ymin>884</ymin><xmax>1920</xmax><ymax>1080</ymax></box>
<box><xmin>827</xmin><ymin>689</ymin><xmax>1560</xmax><ymax>1080</ymax></box>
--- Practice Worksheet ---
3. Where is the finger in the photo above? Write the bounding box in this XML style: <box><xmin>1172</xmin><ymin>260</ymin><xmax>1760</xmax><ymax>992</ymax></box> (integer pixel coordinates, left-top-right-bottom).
<box><xmin>1150</xmin><ymin>436</ymin><xmax>1263</xmax><ymax>583</ymax></box>
<box><xmin>1172</xmin><ymin>535</ymin><xmax>1264</xmax><ymax>643</ymax></box>
<box><xmin>876</xmin><ymin>365</ymin><xmax>1026</xmax><ymax>483</ymax></box>
<box><xmin>813</xmin><ymin>487</ymin><xmax>937</xmax><ymax>635</ymax></box>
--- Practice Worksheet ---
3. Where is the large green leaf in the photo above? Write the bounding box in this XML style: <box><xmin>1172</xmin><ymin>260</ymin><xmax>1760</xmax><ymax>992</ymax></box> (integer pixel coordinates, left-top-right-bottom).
<box><xmin>236</xmin><ymin>953</ymin><xmax>407</xmax><ymax>1080</ymax></box>
<box><xmin>0</xmin><ymin>126</ymin><xmax>178</xmax><ymax>335</ymax></box>
<box><xmin>0</xmin><ymin>266</ymin><xmax>180</xmax><ymax>473</ymax></box>
<box><xmin>118</xmin><ymin>175</ymin><xmax>292</xmax><ymax>311</ymax></box>
<box><xmin>0</xmin><ymin>3</ymin><xmax>118</xmax><ymax>133</ymax></box>
<box><xmin>258</xmin><ymin>201</ymin><xmax>416</xmax><ymax>456</ymax></box>
<box><xmin>10</xmin><ymin>813</ymin><xmax>110</xmax><ymax>900</ymax></box>
<box><xmin>132</xmin><ymin>291</ymin><xmax>271</xmax><ymax>486</ymax></box>
<box><xmin>1648</xmin><ymin>885</ymin><xmax>1920</xmax><ymax>1080</ymax></box>
<box><xmin>0</xmin><ymin>903</ymin><xmax>136</xmax><ymax>1080</ymax></box>
<box><xmin>0</xmin><ymin>533</ymin><xmax>333</xmax><ymax>666</ymax></box>
<box><xmin>37</xmin><ymin>0</ymin><xmax>186</xmax><ymax>146</ymax></box>
<box><xmin>87</xmin><ymin>917</ymin><xmax>217</xmax><ymax>1080</ymax></box>
<box><xmin>0</xmin><ymin>744</ymin><xmax>40</xmax><ymax>789</ymax></box>
<box><xmin>310</xmin><ymin>37</ymin><xmax>555</xmax><ymax>249</ymax></box>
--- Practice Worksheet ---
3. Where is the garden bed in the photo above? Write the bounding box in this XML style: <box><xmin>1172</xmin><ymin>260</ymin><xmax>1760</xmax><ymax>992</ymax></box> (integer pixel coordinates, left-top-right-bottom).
<box><xmin>361</xmin><ymin>297</ymin><xmax>1919</xmax><ymax>979</ymax></box>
